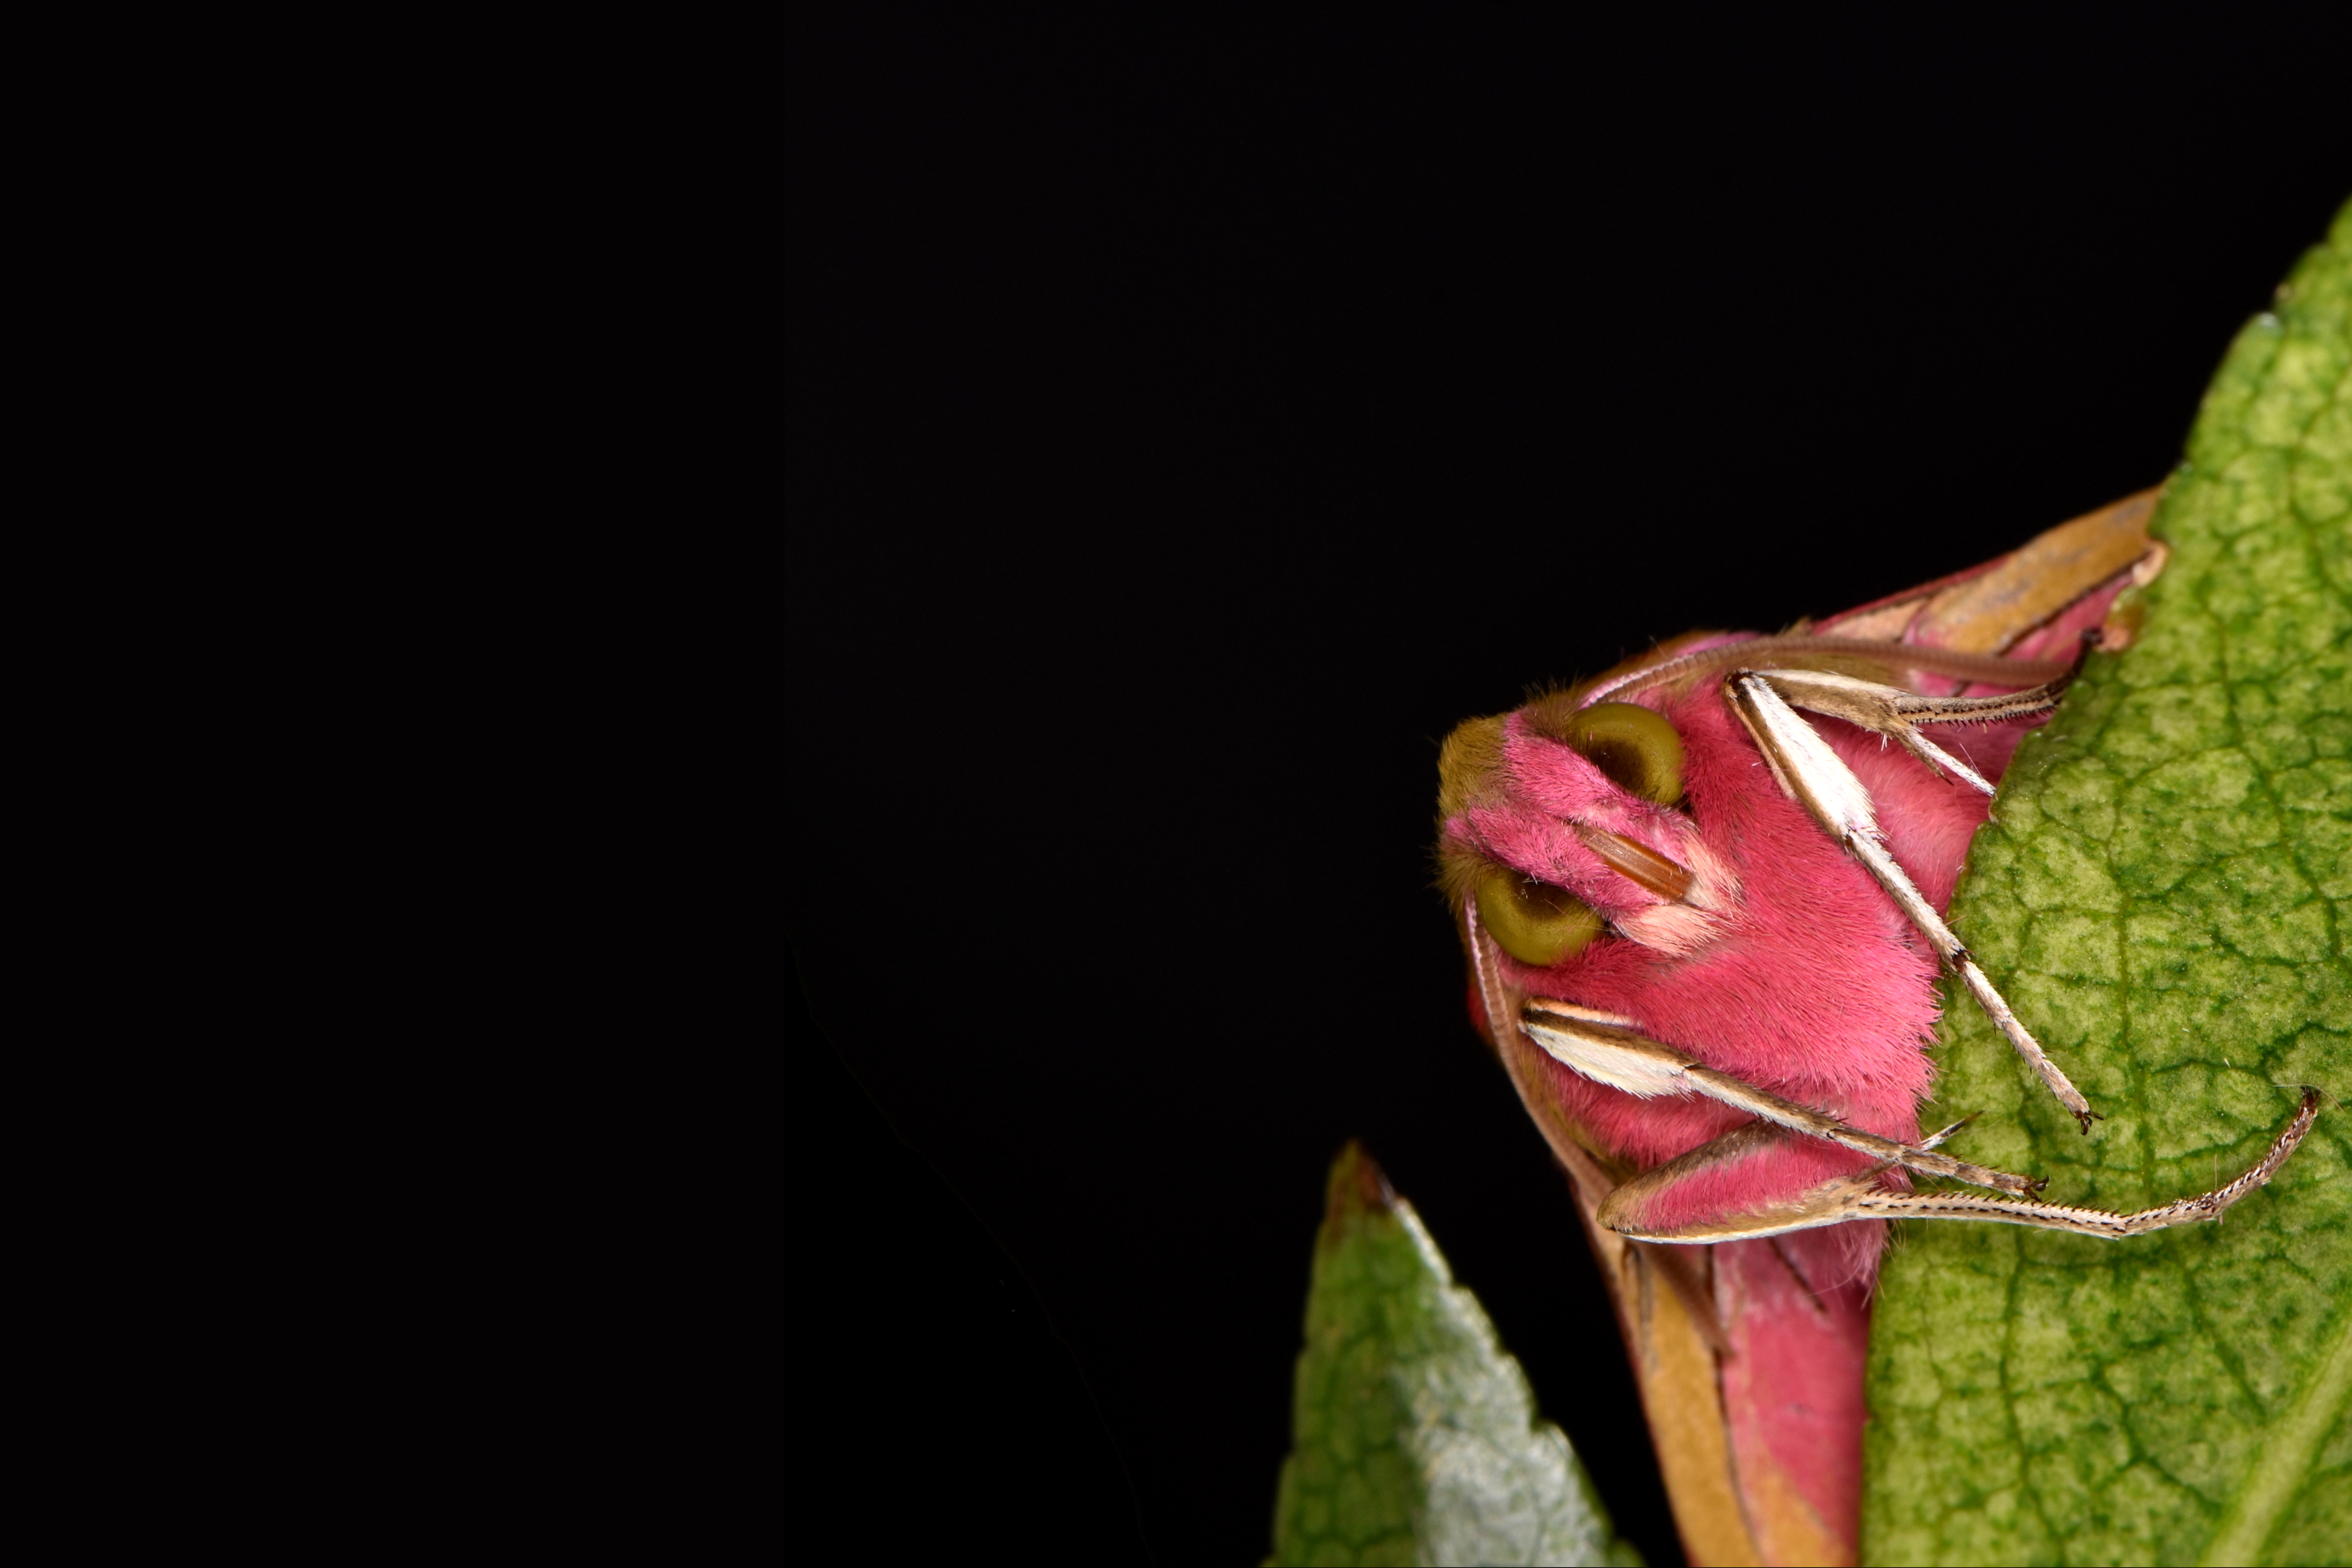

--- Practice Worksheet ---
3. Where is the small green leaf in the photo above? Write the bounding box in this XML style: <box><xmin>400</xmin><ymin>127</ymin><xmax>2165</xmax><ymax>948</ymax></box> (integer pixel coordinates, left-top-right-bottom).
<box><xmin>1864</xmin><ymin>199</ymin><xmax>2352</xmax><ymax>1565</ymax></box>
<box><xmin>1271</xmin><ymin>1143</ymin><xmax>1642</xmax><ymax>1568</ymax></box>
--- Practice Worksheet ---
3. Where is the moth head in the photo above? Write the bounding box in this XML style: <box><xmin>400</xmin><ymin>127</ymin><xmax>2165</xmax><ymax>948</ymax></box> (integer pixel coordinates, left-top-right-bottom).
<box><xmin>1437</xmin><ymin>689</ymin><xmax>1718</xmax><ymax>967</ymax></box>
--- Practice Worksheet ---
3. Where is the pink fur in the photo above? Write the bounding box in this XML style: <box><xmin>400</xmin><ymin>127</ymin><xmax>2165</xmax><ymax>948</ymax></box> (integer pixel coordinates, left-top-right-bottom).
<box><xmin>1446</xmin><ymin>568</ymin><xmax>2142</xmax><ymax>1558</ymax></box>
<box><xmin>1450</xmin><ymin>687</ymin><xmax>1945</xmax><ymax>1182</ymax></box>
<box><xmin>1447</xmin><ymin>566</ymin><xmax>2146</xmax><ymax>1225</ymax></box>
<box><xmin>1458</xmin><ymin>715</ymin><xmax>1701</xmax><ymax>923</ymax></box>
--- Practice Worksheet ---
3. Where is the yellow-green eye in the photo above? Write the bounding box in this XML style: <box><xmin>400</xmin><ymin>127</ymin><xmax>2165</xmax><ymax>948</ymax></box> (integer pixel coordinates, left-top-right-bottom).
<box><xmin>1561</xmin><ymin>702</ymin><xmax>1684</xmax><ymax>806</ymax></box>
<box><xmin>1475</xmin><ymin>868</ymin><xmax>1604</xmax><ymax>967</ymax></box>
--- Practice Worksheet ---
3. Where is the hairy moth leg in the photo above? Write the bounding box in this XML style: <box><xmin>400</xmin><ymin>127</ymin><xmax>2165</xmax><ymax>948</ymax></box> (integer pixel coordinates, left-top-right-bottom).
<box><xmin>1750</xmin><ymin>656</ymin><xmax>2085</xmax><ymax>796</ymax></box>
<box><xmin>1596</xmin><ymin>1118</ymin><xmax>1966</xmax><ymax>1242</ymax></box>
<box><xmin>1518</xmin><ymin>998</ymin><xmax>2043</xmax><ymax>1196</ymax></box>
<box><xmin>1726</xmin><ymin>670</ymin><xmax>2099</xmax><ymax>1130</ymax></box>
<box><xmin>1603</xmin><ymin>1090</ymin><xmax>2322</xmax><ymax>1243</ymax></box>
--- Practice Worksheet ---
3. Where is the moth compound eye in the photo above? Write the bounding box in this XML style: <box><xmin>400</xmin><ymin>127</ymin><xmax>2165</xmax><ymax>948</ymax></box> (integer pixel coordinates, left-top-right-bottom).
<box><xmin>1562</xmin><ymin>702</ymin><xmax>1684</xmax><ymax>806</ymax></box>
<box><xmin>1475</xmin><ymin>869</ymin><xmax>1604</xmax><ymax>967</ymax></box>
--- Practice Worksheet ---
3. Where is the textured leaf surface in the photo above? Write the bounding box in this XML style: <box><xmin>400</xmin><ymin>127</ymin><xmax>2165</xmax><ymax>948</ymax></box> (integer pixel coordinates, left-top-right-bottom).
<box><xmin>1271</xmin><ymin>1144</ymin><xmax>1641</xmax><ymax>1567</ymax></box>
<box><xmin>1864</xmin><ymin>200</ymin><xmax>2352</xmax><ymax>1566</ymax></box>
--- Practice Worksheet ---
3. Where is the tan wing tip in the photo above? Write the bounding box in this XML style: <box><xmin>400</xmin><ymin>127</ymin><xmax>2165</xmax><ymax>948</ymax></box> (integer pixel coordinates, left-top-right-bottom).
<box><xmin>1912</xmin><ymin>487</ymin><xmax>2162</xmax><ymax>655</ymax></box>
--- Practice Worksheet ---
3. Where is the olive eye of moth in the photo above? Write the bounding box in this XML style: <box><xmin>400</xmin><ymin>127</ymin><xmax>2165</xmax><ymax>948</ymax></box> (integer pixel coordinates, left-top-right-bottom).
<box><xmin>1546</xmin><ymin>699</ymin><xmax>1686</xmax><ymax>806</ymax></box>
<box><xmin>1473</xmin><ymin>869</ymin><xmax>1603</xmax><ymax>967</ymax></box>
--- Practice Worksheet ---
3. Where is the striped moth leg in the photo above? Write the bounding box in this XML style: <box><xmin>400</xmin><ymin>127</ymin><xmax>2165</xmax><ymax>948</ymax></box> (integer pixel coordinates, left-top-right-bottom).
<box><xmin>1598</xmin><ymin>1118</ymin><xmax>1966</xmax><ymax>1242</ymax></box>
<box><xmin>1747</xmin><ymin>647</ymin><xmax>2090</xmax><ymax>796</ymax></box>
<box><xmin>1601</xmin><ymin>1090</ymin><xmax>2322</xmax><ymax>1243</ymax></box>
<box><xmin>1518</xmin><ymin>998</ymin><xmax>2045</xmax><ymax>1196</ymax></box>
<box><xmin>1726</xmin><ymin>669</ymin><xmax>2100</xmax><ymax>1129</ymax></box>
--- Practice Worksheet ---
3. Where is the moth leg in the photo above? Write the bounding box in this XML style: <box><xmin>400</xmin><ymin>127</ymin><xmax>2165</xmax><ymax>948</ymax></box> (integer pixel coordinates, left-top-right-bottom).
<box><xmin>1596</xmin><ymin>1121</ymin><xmax>1937</xmax><ymax>1242</ymax></box>
<box><xmin>1727</xmin><ymin>671</ymin><xmax>2099</xmax><ymax>1130</ymax></box>
<box><xmin>1598</xmin><ymin>1115</ymin><xmax>1975</xmax><ymax>1241</ymax></box>
<box><xmin>1519</xmin><ymin>997</ymin><xmax>2044</xmax><ymax>1195</ymax></box>
<box><xmin>1604</xmin><ymin>1090</ymin><xmax>2321</xmax><ymax>1244</ymax></box>
<box><xmin>1749</xmin><ymin>653</ymin><xmax>2084</xmax><ymax>797</ymax></box>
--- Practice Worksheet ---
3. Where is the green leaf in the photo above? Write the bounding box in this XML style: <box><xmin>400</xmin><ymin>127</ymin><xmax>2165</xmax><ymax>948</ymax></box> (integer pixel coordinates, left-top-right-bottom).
<box><xmin>1270</xmin><ymin>1143</ymin><xmax>1643</xmax><ymax>1568</ymax></box>
<box><xmin>1864</xmin><ymin>199</ymin><xmax>2352</xmax><ymax>1567</ymax></box>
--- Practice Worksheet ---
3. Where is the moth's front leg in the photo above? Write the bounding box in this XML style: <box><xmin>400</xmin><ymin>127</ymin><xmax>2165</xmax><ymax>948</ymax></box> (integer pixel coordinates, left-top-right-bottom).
<box><xmin>1745</xmin><ymin>656</ymin><xmax>2087</xmax><ymax>796</ymax></box>
<box><xmin>1727</xmin><ymin>671</ymin><xmax>2099</xmax><ymax>1130</ymax></box>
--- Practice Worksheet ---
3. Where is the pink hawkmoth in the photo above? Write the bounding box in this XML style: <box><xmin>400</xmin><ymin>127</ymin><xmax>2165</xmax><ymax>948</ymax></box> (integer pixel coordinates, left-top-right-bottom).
<box><xmin>1435</xmin><ymin>489</ymin><xmax>2321</xmax><ymax>1566</ymax></box>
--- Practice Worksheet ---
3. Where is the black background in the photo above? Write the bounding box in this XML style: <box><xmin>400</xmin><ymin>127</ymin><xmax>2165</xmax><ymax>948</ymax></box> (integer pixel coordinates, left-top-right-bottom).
<box><xmin>787</xmin><ymin>21</ymin><xmax>2347</xmax><ymax>1564</ymax></box>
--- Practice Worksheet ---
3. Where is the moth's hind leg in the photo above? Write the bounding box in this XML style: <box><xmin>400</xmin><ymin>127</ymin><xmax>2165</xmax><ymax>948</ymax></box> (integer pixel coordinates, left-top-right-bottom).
<box><xmin>1848</xmin><ymin>1089</ymin><xmax>2322</xmax><ymax>1236</ymax></box>
<box><xmin>1597</xmin><ymin>1121</ymin><xmax>1946</xmax><ymax>1244</ymax></box>
<box><xmin>1606</xmin><ymin>1091</ymin><xmax>2322</xmax><ymax>1244</ymax></box>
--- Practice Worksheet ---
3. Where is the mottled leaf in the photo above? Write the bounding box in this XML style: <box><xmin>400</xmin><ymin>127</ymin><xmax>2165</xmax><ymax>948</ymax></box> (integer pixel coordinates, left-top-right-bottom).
<box><xmin>1271</xmin><ymin>1143</ymin><xmax>1643</xmax><ymax>1568</ymax></box>
<box><xmin>1864</xmin><ymin>199</ymin><xmax>2352</xmax><ymax>1566</ymax></box>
